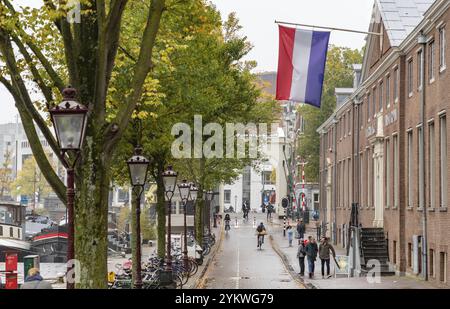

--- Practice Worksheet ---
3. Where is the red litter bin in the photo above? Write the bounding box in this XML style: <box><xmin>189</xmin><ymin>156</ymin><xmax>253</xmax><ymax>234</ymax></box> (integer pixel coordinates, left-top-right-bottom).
<box><xmin>5</xmin><ymin>253</ymin><xmax>18</xmax><ymax>272</ymax></box>
<box><xmin>4</xmin><ymin>252</ymin><xmax>18</xmax><ymax>289</ymax></box>
<box><xmin>5</xmin><ymin>272</ymin><xmax>18</xmax><ymax>289</ymax></box>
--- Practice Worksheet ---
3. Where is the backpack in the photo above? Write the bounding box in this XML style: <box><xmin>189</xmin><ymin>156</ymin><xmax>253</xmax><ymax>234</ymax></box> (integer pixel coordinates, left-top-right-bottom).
<box><xmin>257</xmin><ymin>225</ymin><xmax>264</xmax><ymax>232</ymax></box>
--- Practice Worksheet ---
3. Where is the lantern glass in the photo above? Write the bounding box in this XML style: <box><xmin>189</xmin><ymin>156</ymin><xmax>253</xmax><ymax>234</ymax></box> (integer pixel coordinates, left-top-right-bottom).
<box><xmin>178</xmin><ymin>180</ymin><xmax>190</xmax><ymax>201</ymax></box>
<box><xmin>162</xmin><ymin>168</ymin><xmax>177</xmax><ymax>195</ymax></box>
<box><xmin>53</xmin><ymin>113</ymin><xmax>86</xmax><ymax>150</ymax></box>
<box><xmin>206</xmin><ymin>191</ymin><xmax>213</xmax><ymax>201</ymax></box>
<box><xmin>128</xmin><ymin>160</ymin><xmax>149</xmax><ymax>186</ymax></box>
<box><xmin>189</xmin><ymin>184</ymin><xmax>198</xmax><ymax>201</ymax></box>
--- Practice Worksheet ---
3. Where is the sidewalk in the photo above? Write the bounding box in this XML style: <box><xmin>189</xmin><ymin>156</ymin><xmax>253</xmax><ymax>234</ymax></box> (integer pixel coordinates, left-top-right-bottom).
<box><xmin>186</xmin><ymin>223</ymin><xmax>223</xmax><ymax>289</ymax></box>
<box><xmin>269</xmin><ymin>217</ymin><xmax>436</xmax><ymax>289</ymax></box>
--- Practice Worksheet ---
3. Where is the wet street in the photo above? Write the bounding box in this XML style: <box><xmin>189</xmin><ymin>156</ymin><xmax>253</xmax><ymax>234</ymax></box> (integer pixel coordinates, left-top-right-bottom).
<box><xmin>203</xmin><ymin>213</ymin><xmax>303</xmax><ymax>289</ymax></box>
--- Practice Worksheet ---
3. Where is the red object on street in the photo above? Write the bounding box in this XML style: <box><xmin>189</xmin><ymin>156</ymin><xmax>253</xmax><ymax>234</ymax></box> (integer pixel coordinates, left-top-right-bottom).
<box><xmin>5</xmin><ymin>272</ymin><xmax>18</xmax><ymax>289</ymax></box>
<box><xmin>5</xmin><ymin>252</ymin><xmax>18</xmax><ymax>272</ymax></box>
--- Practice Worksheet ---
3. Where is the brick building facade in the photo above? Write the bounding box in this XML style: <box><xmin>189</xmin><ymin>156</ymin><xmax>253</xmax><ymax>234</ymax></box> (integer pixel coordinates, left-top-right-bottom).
<box><xmin>317</xmin><ymin>0</ymin><xmax>449</xmax><ymax>286</ymax></box>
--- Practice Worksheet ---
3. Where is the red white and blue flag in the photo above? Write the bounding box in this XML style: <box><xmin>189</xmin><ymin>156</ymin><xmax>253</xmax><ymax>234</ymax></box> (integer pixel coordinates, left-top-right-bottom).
<box><xmin>276</xmin><ymin>25</ymin><xmax>330</xmax><ymax>108</ymax></box>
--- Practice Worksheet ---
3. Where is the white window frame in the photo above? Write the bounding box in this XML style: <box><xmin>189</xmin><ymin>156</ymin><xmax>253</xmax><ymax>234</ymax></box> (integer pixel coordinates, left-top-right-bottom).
<box><xmin>408</xmin><ymin>58</ymin><xmax>413</xmax><ymax>97</ymax></box>
<box><xmin>428</xmin><ymin>120</ymin><xmax>436</xmax><ymax>208</ymax></box>
<box><xmin>439</xmin><ymin>113</ymin><xmax>447</xmax><ymax>208</ymax></box>
<box><xmin>429</xmin><ymin>40</ymin><xmax>436</xmax><ymax>83</ymax></box>
<box><xmin>386</xmin><ymin>74</ymin><xmax>391</xmax><ymax>108</ymax></box>
<box><xmin>439</xmin><ymin>25</ymin><xmax>446</xmax><ymax>72</ymax></box>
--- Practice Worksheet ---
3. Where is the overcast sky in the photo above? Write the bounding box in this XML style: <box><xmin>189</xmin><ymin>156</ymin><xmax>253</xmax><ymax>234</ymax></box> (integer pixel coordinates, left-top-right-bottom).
<box><xmin>0</xmin><ymin>0</ymin><xmax>375</xmax><ymax>124</ymax></box>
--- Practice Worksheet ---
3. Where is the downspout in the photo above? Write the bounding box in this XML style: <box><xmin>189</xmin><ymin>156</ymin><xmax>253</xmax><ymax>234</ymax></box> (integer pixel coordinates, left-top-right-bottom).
<box><xmin>332</xmin><ymin>117</ymin><xmax>338</xmax><ymax>245</ymax></box>
<box><xmin>418</xmin><ymin>31</ymin><xmax>428</xmax><ymax>281</ymax></box>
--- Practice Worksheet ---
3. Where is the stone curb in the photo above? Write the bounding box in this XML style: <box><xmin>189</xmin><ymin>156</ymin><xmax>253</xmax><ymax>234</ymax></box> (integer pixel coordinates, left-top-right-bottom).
<box><xmin>189</xmin><ymin>226</ymin><xmax>225</xmax><ymax>289</ymax></box>
<box><xmin>269</xmin><ymin>234</ymin><xmax>317</xmax><ymax>289</ymax></box>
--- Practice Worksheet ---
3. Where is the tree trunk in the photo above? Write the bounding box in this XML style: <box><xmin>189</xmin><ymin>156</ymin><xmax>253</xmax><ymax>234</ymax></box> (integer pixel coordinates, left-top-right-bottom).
<box><xmin>74</xmin><ymin>137</ymin><xmax>110</xmax><ymax>289</ymax></box>
<box><xmin>155</xmin><ymin>168</ymin><xmax>166</xmax><ymax>259</ymax></box>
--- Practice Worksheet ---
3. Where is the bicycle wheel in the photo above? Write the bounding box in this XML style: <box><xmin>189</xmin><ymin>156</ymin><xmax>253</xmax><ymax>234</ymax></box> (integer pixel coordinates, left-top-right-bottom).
<box><xmin>189</xmin><ymin>259</ymin><xmax>198</xmax><ymax>276</ymax></box>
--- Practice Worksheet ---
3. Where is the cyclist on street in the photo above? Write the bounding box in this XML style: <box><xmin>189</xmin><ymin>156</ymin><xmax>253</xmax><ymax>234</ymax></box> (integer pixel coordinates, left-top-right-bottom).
<box><xmin>224</xmin><ymin>213</ymin><xmax>231</xmax><ymax>232</ymax></box>
<box><xmin>256</xmin><ymin>222</ymin><xmax>266</xmax><ymax>248</ymax></box>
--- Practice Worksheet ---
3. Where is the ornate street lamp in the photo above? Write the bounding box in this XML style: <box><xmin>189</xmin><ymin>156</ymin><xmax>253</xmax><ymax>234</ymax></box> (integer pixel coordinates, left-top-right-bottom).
<box><xmin>49</xmin><ymin>86</ymin><xmax>88</xmax><ymax>289</ymax></box>
<box><xmin>161</xmin><ymin>165</ymin><xmax>177</xmax><ymax>282</ymax></box>
<box><xmin>178</xmin><ymin>180</ymin><xmax>191</xmax><ymax>270</ymax></box>
<box><xmin>127</xmin><ymin>146</ymin><xmax>149</xmax><ymax>289</ymax></box>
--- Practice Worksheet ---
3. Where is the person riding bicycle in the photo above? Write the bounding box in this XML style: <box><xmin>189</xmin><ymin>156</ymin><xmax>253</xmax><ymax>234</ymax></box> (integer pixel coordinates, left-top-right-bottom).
<box><xmin>256</xmin><ymin>222</ymin><xmax>266</xmax><ymax>247</ymax></box>
<box><xmin>224</xmin><ymin>213</ymin><xmax>231</xmax><ymax>231</ymax></box>
<box><xmin>242</xmin><ymin>201</ymin><xmax>250</xmax><ymax>221</ymax></box>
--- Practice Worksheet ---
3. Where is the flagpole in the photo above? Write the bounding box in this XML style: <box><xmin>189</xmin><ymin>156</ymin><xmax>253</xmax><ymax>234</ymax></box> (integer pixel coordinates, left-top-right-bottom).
<box><xmin>274</xmin><ymin>20</ymin><xmax>382</xmax><ymax>36</ymax></box>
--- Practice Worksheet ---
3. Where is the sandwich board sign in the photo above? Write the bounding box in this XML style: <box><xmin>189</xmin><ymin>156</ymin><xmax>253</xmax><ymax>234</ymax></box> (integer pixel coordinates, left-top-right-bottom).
<box><xmin>334</xmin><ymin>255</ymin><xmax>350</xmax><ymax>277</ymax></box>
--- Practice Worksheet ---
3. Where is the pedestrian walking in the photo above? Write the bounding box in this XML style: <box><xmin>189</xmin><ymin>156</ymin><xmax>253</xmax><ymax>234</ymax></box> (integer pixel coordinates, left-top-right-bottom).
<box><xmin>296</xmin><ymin>238</ymin><xmax>306</xmax><ymax>276</ymax></box>
<box><xmin>287</xmin><ymin>225</ymin><xmax>294</xmax><ymax>247</ymax></box>
<box><xmin>305</xmin><ymin>236</ymin><xmax>318</xmax><ymax>279</ymax></box>
<box><xmin>20</xmin><ymin>268</ymin><xmax>53</xmax><ymax>289</ymax></box>
<box><xmin>319</xmin><ymin>236</ymin><xmax>336</xmax><ymax>279</ymax></box>
<box><xmin>296</xmin><ymin>218</ymin><xmax>306</xmax><ymax>244</ymax></box>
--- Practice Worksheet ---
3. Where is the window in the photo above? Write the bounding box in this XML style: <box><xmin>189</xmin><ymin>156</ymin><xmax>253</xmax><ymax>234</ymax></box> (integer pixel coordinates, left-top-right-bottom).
<box><xmin>408</xmin><ymin>243</ymin><xmax>412</xmax><ymax>267</ymax></box>
<box><xmin>418</xmin><ymin>126</ymin><xmax>424</xmax><ymax>208</ymax></box>
<box><xmin>386</xmin><ymin>75</ymin><xmax>391</xmax><ymax>107</ymax></box>
<box><xmin>18</xmin><ymin>228</ymin><xmax>20</xmax><ymax>239</ymax></box>
<box><xmin>0</xmin><ymin>226</ymin><xmax>3</xmax><ymax>236</ymax></box>
<box><xmin>439</xmin><ymin>26</ymin><xmax>446</xmax><ymax>71</ymax></box>
<box><xmin>367</xmin><ymin>93</ymin><xmax>371</xmax><ymax>121</ymax></box>
<box><xmin>430</xmin><ymin>249</ymin><xmax>435</xmax><ymax>278</ymax></box>
<box><xmin>394</xmin><ymin>67</ymin><xmax>399</xmax><ymax>103</ymax></box>
<box><xmin>418</xmin><ymin>49</ymin><xmax>423</xmax><ymax>90</ymax></box>
<box><xmin>360</xmin><ymin>153</ymin><xmax>363</xmax><ymax>206</ymax></box>
<box><xmin>429</xmin><ymin>121</ymin><xmax>436</xmax><ymax>208</ymax></box>
<box><xmin>372</xmin><ymin>87</ymin><xmax>377</xmax><ymax>117</ymax></box>
<box><xmin>393</xmin><ymin>134</ymin><xmax>399</xmax><ymax>208</ymax></box>
<box><xmin>343</xmin><ymin>115</ymin><xmax>346</xmax><ymax>138</ymax></box>
<box><xmin>348</xmin><ymin>111</ymin><xmax>351</xmax><ymax>135</ymax></box>
<box><xmin>348</xmin><ymin>158</ymin><xmax>352</xmax><ymax>208</ymax></box>
<box><xmin>385</xmin><ymin>138</ymin><xmax>391</xmax><ymax>207</ymax></box>
<box><xmin>393</xmin><ymin>240</ymin><xmax>397</xmax><ymax>264</ymax></box>
<box><xmin>10</xmin><ymin>227</ymin><xmax>13</xmax><ymax>237</ymax></box>
<box><xmin>367</xmin><ymin>148</ymin><xmax>372</xmax><ymax>207</ymax></box>
<box><xmin>439</xmin><ymin>114</ymin><xmax>447</xmax><ymax>208</ymax></box>
<box><xmin>262</xmin><ymin>171</ymin><xmax>274</xmax><ymax>185</ymax></box>
<box><xmin>314</xmin><ymin>193</ymin><xmax>319</xmax><ymax>203</ymax></box>
<box><xmin>429</xmin><ymin>40</ymin><xmax>435</xmax><ymax>82</ymax></box>
<box><xmin>379</xmin><ymin>81</ymin><xmax>383</xmax><ymax>111</ymax></box>
<box><xmin>407</xmin><ymin>130</ymin><xmax>413</xmax><ymax>208</ymax></box>
<box><xmin>440</xmin><ymin>251</ymin><xmax>447</xmax><ymax>282</ymax></box>
<box><xmin>224</xmin><ymin>190</ymin><xmax>231</xmax><ymax>204</ymax></box>
<box><xmin>408</xmin><ymin>58</ymin><xmax>413</xmax><ymax>96</ymax></box>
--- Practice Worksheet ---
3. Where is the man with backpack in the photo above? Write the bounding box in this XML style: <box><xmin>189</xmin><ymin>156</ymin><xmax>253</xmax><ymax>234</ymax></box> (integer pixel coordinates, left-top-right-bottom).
<box><xmin>296</xmin><ymin>238</ymin><xmax>307</xmax><ymax>276</ymax></box>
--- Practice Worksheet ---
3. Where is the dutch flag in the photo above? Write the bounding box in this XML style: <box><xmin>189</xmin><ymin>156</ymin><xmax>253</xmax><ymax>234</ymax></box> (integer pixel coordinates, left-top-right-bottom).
<box><xmin>276</xmin><ymin>25</ymin><xmax>330</xmax><ymax>108</ymax></box>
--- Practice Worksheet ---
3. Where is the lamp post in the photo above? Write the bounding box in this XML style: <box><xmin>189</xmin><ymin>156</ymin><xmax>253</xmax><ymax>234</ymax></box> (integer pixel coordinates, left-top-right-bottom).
<box><xmin>49</xmin><ymin>86</ymin><xmax>88</xmax><ymax>289</ymax></box>
<box><xmin>161</xmin><ymin>165</ymin><xmax>177</xmax><ymax>280</ymax></box>
<box><xmin>127</xmin><ymin>146</ymin><xmax>149</xmax><ymax>289</ymax></box>
<box><xmin>205</xmin><ymin>190</ymin><xmax>213</xmax><ymax>236</ymax></box>
<box><xmin>178</xmin><ymin>180</ymin><xmax>191</xmax><ymax>270</ymax></box>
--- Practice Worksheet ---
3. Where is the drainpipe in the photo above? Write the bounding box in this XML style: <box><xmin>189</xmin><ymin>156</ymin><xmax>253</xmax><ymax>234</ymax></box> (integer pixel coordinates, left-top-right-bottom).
<box><xmin>418</xmin><ymin>31</ymin><xmax>428</xmax><ymax>281</ymax></box>
<box><xmin>332</xmin><ymin>117</ymin><xmax>338</xmax><ymax>245</ymax></box>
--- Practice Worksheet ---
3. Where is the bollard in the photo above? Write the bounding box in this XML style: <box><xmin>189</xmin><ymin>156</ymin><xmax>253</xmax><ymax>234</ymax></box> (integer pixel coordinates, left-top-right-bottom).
<box><xmin>283</xmin><ymin>215</ymin><xmax>286</xmax><ymax>237</ymax></box>
<box><xmin>235</xmin><ymin>217</ymin><xmax>238</xmax><ymax>228</ymax></box>
<box><xmin>253</xmin><ymin>216</ymin><xmax>256</xmax><ymax>228</ymax></box>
